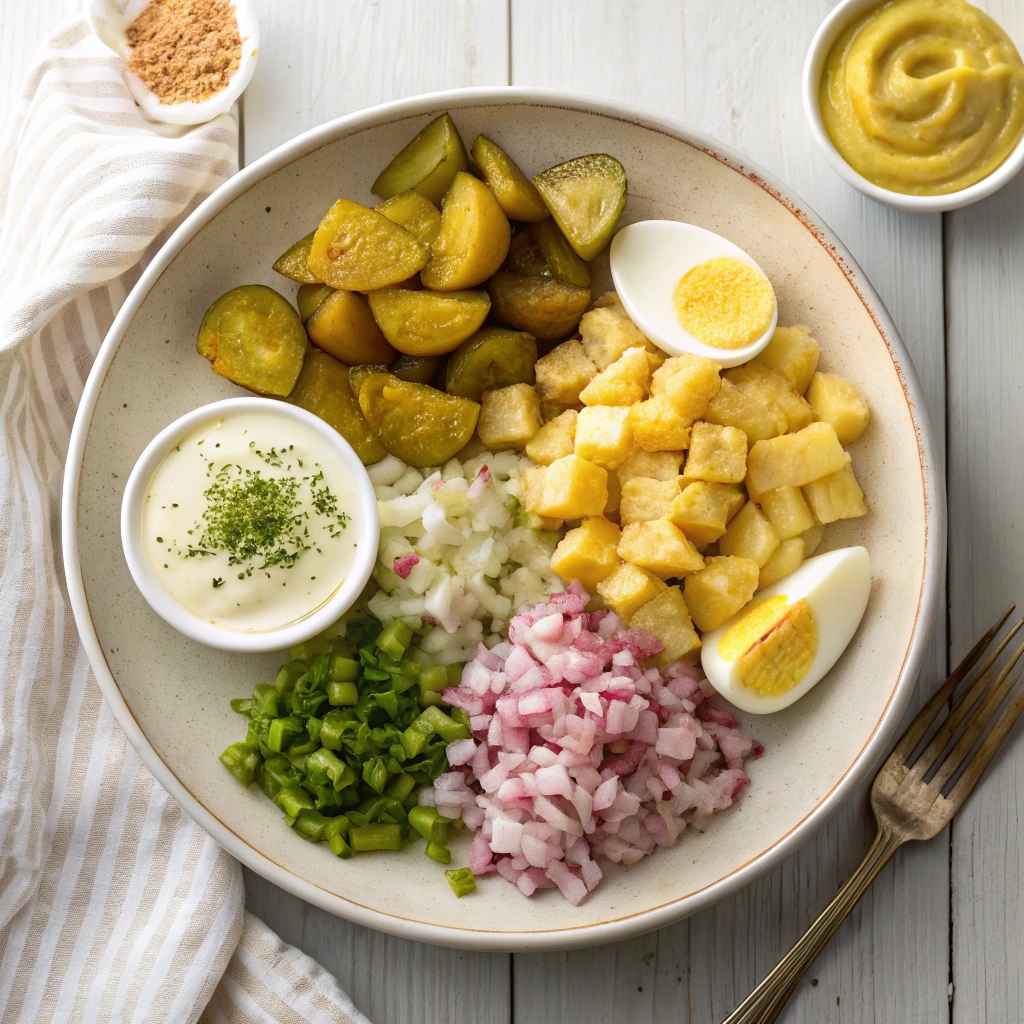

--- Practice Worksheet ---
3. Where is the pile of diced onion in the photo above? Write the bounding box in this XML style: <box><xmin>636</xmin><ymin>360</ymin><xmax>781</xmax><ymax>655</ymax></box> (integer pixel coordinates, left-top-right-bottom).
<box><xmin>420</xmin><ymin>583</ymin><xmax>761</xmax><ymax>905</ymax></box>
<box><xmin>368</xmin><ymin>452</ymin><xmax>563</xmax><ymax>665</ymax></box>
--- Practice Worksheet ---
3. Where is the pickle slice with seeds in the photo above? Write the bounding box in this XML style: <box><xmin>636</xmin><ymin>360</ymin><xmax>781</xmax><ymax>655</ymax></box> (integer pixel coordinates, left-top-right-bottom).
<box><xmin>533</xmin><ymin>218</ymin><xmax>591</xmax><ymax>288</ymax></box>
<box><xmin>376</xmin><ymin>190</ymin><xmax>443</xmax><ymax>246</ymax></box>
<box><xmin>390</xmin><ymin>354</ymin><xmax>439</xmax><ymax>385</ymax></box>
<box><xmin>306</xmin><ymin>290</ymin><xmax>396</xmax><ymax>365</ymax></box>
<box><xmin>272</xmin><ymin>231</ymin><xmax>320</xmax><ymax>284</ymax></box>
<box><xmin>471</xmin><ymin>135</ymin><xmax>549</xmax><ymax>222</ymax></box>
<box><xmin>371</xmin><ymin>113</ymin><xmax>469</xmax><ymax>207</ymax></box>
<box><xmin>296</xmin><ymin>283</ymin><xmax>334</xmax><ymax>323</ymax></box>
<box><xmin>367</xmin><ymin>287</ymin><xmax>490</xmax><ymax>357</ymax></box>
<box><xmin>488</xmin><ymin>272</ymin><xmax>591</xmax><ymax>341</ymax></box>
<box><xmin>374</xmin><ymin>378</ymin><xmax>480</xmax><ymax>468</ymax></box>
<box><xmin>506</xmin><ymin>229</ymin><xmax>552</xmax><ymax>278</ymax></box>
<box><xmin>446</xmin><ymin>327</ymin><xmax>538</xmax><ymax>402</ymax></box>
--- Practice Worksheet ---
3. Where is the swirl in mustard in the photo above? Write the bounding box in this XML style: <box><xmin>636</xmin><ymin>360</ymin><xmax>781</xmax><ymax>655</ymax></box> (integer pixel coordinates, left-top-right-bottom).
<box><xmin>820</xmin><ymin>0</ymin><xmax>1024</xmax><ymax>195</ymax></box>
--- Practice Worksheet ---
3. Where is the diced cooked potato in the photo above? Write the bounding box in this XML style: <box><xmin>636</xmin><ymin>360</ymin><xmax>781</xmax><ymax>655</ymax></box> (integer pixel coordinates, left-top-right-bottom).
<box><xmin>617</xmin><ymin>449</ymin><xmax>684</xmax><ymax>484</ymax></box>
<box><xmin>745</xmin><ymin>421</ymin><xmax>848</xmax><ymax>497</ymax></box>
<box><xmin>522</xmin><ymin>454</ymin><xmax>608</xmax><ymax>520</ymax></box>
<box><xmin>477</xmin><ymin>383</ymin><xmax>542</xmax><ymax>451</ymax></box>
<box><xmin>726</xmin><ymin>364</ymin><xmax>813</xmax><ymax>433</ymax></box>
<box><xmin>758</xmin><ymin>485</ymin><xmax>815</xmax><ymax>540</ymax></box>
<box><xmin>605</xmin><ymin>468</ymin><xmax>621</xmax><ymax>514</ymax></box>
<box><xmin>669</xmin><ymin>481</ymin><xmax>746</xmax><ymax>544</ymax></box>
<box><xmin>703</xmin><ymin>377</ymin><xmax>782</xmax><ymax>443</ymax></box>
<box><xmin>525</xmin><ymin>408</ymin><xmax>577</xmax><ymax>465</ymax></box>
<box><xmin>752</xmin><ymin>324</ymin><xmax>820</xmax><ymax>394</ymax></box>
<box><xmin>630</xmin><ymin>587</ymin><xmax>702</xmax><ymax>666</ymax></box>
<box><xmin>551</xmin><ymin>516</ymin><xmax>622</xmax><ymax>589</ymax></box>
<box><xmin>541</xmin><ymin>402</ymin><xmax>574</xmax><ymax>423</ymax></box>
<box><xmin>802</xmin><ymin>461</ymin><xmax>867</xmax><ymax>523</ymax></box>
<box><xmin>596</xmin><ymin>562</ymin><xmax>667</xmax><ymax>622</ymax></box>
<box><xmin>802</xmin><ymin>523</ymin><xmax>825</xmax><ymax>555</ymax></box>
<box><xmin>628</xmin><ymin>396</ymin><xmax>692</xmax><ymax>452</ymax></box>
<box><xmin>578</xmin><ymin>300</ymin><xmax>648</xmax><ymax>369</ymax></box>
<box><xmin>619</xmin><ymin>477</ymin><xmax>680</xmax><ymax>526</ymax></box>
<box><xmin>758</xmin><ymin>537</ymin><xmax>805</xmax><ymax>589</ymax></box>
<box><xmin>684</xmin><ymin>422</ymin><xmax>748</xmax><ymax>483</ymax></box>
<box><xmin>617</xmin><ymin>520</ymin><xmax>705</xmax><ymax>579</ymax></box>
<box><xmin>534</xmin><ymin>339</ymin><xmax>598</xmax><ymax>404</ymax></box>
<box><xmin>650</xmin><ymin>354</ymin><xmax>721</xmax><ymax>423</ymax></box>
<box><xmin>579</xmin><ymin>347</ymin><xmax>651</xmax><ymax>406</ymax></box>
<box><xmin>683</xmin><ymin>555</ymin><xmax>760</xmax><ymax>631</ymax></box>
<box><xmin>805</xmin><ymin>372</ymin><xmax>870</xmax><ymax>445</ymax></box>
<box><xmin>574</xmin><ymin>405</ymin><xmax>634</xmax><ymax>469</ymax></box>
<box><xmin>719</xmin><ymin>500</ymin><xmax>780</xmax><ymax>567</ymax></box>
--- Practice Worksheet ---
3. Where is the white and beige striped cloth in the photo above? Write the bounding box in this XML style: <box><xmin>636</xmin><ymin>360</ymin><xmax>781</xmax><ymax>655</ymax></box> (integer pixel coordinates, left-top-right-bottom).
<box><xmin>0</xmin><ymin>16</ymin><xmax>370</xmax><ymax>1024</ymax></box>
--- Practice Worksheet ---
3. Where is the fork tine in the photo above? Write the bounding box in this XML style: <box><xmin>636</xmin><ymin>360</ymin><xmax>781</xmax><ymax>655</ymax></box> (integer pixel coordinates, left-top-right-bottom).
<box><xmin>889</xmin><ymin>605</ymin><xmax>1017</xmax><ymax>765</ymax></box>
<box><xmin>910</xmin><ymin>628</ymin><xmax>1024</xmax><ymax>781</ymax></box>
<box><xmin>944</xmin><ymin>681</ymin><xmax>1024</xmax><ymax>811</ymax></box>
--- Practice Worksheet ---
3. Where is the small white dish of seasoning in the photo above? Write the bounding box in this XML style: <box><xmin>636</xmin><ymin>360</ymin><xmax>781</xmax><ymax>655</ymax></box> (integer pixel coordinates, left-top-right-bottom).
<box><xmin>121</xmin><ymin>398</ymin><xmax>379</xmax><ymax>653</ymax></box>
<box><xmin>86</xmin><ymin>0</ymin><xmax>259</xmax><ymax>126</ymax></box>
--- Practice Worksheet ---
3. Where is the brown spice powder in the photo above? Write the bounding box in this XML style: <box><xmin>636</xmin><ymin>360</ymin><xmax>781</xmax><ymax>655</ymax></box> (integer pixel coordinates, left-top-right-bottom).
<box><xmin>126</xmin><ymin>0</ymin><xmax>242</xmax><ymax>105</ymax></box>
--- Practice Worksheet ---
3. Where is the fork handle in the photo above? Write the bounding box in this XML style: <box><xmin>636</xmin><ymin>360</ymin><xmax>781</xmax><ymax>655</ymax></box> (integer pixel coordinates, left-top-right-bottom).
<box><xmin>722</xmin><ymin>827</ymin><xmax>905</xmax><ymax>1024</ymax></box>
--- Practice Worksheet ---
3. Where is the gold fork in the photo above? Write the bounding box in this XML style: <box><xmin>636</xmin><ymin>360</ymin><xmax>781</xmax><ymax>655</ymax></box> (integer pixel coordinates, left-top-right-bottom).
<box><xmin>722</xmin><ymin>606</ymin><xmax>1024</xmax><ymax>1024</ymax></box>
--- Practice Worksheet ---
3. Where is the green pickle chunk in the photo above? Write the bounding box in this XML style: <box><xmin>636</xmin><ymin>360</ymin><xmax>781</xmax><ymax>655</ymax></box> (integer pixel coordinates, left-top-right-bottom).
<box><xmin>372</xmin><ymin>112</ymin><xmax>469</xmax><ymax>207</ymax></box>
<box><xmin>272</xmin><ymin>231</ymin><xmax>320</xmax><ymax>284</ymax></box>
<box><xmin>446</xmin><ymin>327</ymin><xmax>538</xmax><ymax>401</ymax></box>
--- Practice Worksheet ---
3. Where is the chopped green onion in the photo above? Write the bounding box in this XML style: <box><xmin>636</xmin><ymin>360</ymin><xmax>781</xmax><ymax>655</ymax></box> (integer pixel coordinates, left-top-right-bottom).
<box><xmin>267</xmin><ymin>716</ymin><xmax>305</xmax><ymax>752</ymax></box>
<box><xmin>274</xmin><ymin>784</ymin><xmax>315</xmax><ymax>816</ymax></box>
<box><xmin>418</xmin><ymin>665</ymin><xmax>449</xmax><ymax>693</ymax></box>
<box><xmin>408</xmin><ymin>806</ymin><xmax>450</xmax><ymax>844</ymax></box>
<box><xmin>230</xmin><ymin>697</ymin><xmax>254</xmax><ymax>715</ymax></box>
<box><xmin>445</xmin><ymin>867</ymin><xmax>477</xmax><ymax>897</ymax></box>
<box><xmin>292</xmin><ymin>808</ymin><xmax>331</xmax><ymax>841</ymax></box>
<box><xmin>419</xmin><ymin>705</ymin><xmax>472</xmax><ymax>743</ymax></box>
<box><xmin>419</xmin><ymin>689</ymin><xmax>443</xmax><ymax>707</ymax></box>
<box><xmin>251</xmin><ymin>682</ymin><xmax>280</xmax><ymax>718</ymax></box>
<box><xmin>219</xmin><ymin>742</ymin><xmax>261</xmax><ymax>785</ymax></box>
<box><xmin>327</xmin><ymin>680</ymin><xmax>359</xmax><ymax>706</ymax></box>
<box><xmin>330</xmin><ymin>655</ymin><xmax>361</xmax><ymax>681</ymax></box>
<box><xmin>323</xmin><ymin>816</ymin><xmax>353</xmax><ymax>857</ymax></box>
<box><xmin>425</xmin><ymin>841</ymin><xmax>451</xmax><ymax>864</ymax></box>
<box><xmin>350</xmin><ymin>823</ymin><xmax>403</xmax><ymax>852</ymax></box>
<box><xmin>376</xmin><ymin>619</ymin><xmax>414</xmax><ymax>660</ymax></box>
<box><xmin>385</xmin><ymin>773</ymin><xmax>416</xmax><ymax>802</ymax></box>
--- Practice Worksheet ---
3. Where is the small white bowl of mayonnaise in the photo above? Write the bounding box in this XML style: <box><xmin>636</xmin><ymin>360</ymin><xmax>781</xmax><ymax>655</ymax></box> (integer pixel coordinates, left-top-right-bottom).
<box><xmin>121</xmin><ymin>398</ymin><xmax>379</xmax><ymax>652</ymax></box>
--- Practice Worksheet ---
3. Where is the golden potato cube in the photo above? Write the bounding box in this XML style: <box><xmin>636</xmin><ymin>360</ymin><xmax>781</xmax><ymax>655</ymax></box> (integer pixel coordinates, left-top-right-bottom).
<box><xmin>522</xmin><ymin>455</ymin><xmax>608</xmax><ymax>520</ymax></box>
<box><xmin>477</xmin><ymin>383</ymin><xmax>542</xmax><ymax>451</ymax></box>
<box><xmin>630</xmin><ymin>587</ymin><xmax>702</xmax><ymax>667</ymax></box>
<box><xmin>551</xmin><ymin>516</ymin><xmax>622</xmax><ymax>589</ymax></box>
<box><xmin>541</xmin><ymin>401</ymin><xmax>574</xmax><ymax>423</ymax></box>
<box><xmin>683</xmin><ymin>555</ymin><xmax>760</xmax><ymax>631</ymax></box>
<box><xmin>684</xmin><ymin>422</ymin><xmax>748</xmax><ymax>483</ymax></box>
<box><xmin>719</xmin><ymin>500</ymin><xmax>780</xmax><ymax>567</ymax></box>
<box><xmin>605</xmin><ymin>469</ymin><xmax>621</xmax><ymax>514</ymax></box>
<box><xmin>628</xmin><ymin>396</ymin><xmax>692</xmax><ymax>452</ymax></box>
<box><xmin>617</xmin><ymin>449</ymin><xmax>684</xmax><ymax>484</ymax></box>
<box><xmin>574</xmin><ymin>405</ymin><xmax>634</xmax><ymax>469</ymax></box>
<box><xmin>758</xmin><ymin>485</ymin><xmax>815</xmax><ymax>540</ymax></box>
<box><xmin>669</xmin><ymin>481</ymin><xmax>746</xmax><ymax>544</ymax></box>
<box><xmin>802</xmin><ymin>461</ymin><xmax>867</xmax><ymax>523</ymax></box>
<box><xmin>704</xmin><ymin>377</ymin><xmax>783</xmax><ymax>443</ymax></box>
<box><xmin>802</xmin><ymin>523</ymin><xmax>825</xmax><ymax>556</ymax></box>
<box><xmin>806</xmin><ymin>372</ymin><xmax>870</xmax><ymax>445</ymax></box>
<box><xmin>597</xmin><ymin>562</ymin><xmax>668</xmax><ymax>623</ymax></box>
<box><xmin>525</xmin><ymin>408</ymin><xmax>578</xmax><ymax>465</ymax></box>
<box><xmin>579</xmin><ymin>347</ymin><xmax>651</xmax><ymax>406</ymax></box>
<box><xmin>745</xmin><ymin>421</ymin><xmax>848</xmax><ymax>497</ymax></box>
<box><xmin>650</xmin><ymin>354</ymin><xmax>721</xmax><ymax>423</ymax></box>
<box><xmin>619</xmin><ymin>477</ymin><xmax>681</xmax><ymax>526</ymax></box>
<box><xmin>758</xmin><ymin>537</ymin><xmax>805</xmax><ymax>590</ymax></box>
<box><xmin>579</xmin><ymin>305</ymin><xmax>648</xmax><ymax>369</ymax></box>
<box><xmin>617</xmin><ymin>520</ymin><xmax>705</xmax><ymax>579</ymax></box>
<box><xmin>534</xmin><ymin>340</ymin><xmax>597</xmax><ymax>404</ymax></box>
<box><xmin>752</xmin><ymin>324</ymin><xmax>820</xmax><ymax>394</ymax></box>
<box><xmin>590</xmin><ymin>291</ymin><xmax>623</xmax><ymax>310</ymax></box>
<box><xmin>726</xmin><ymin>364</ymin><xmax>813</xmax><ymax>434</ymax></box>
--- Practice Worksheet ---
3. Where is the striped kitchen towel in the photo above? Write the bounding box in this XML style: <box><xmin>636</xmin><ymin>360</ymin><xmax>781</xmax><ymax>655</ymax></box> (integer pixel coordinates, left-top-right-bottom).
<box><xmin>0</xmin><ymin>16</ymin><xmax>369</xmax><ymax>1024</ymax></box>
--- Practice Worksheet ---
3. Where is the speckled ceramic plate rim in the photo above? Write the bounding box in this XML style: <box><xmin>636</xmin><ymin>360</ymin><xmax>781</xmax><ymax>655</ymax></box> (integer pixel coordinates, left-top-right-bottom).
<box><xmin>61</xmin><ymin>87</ymin><xmax>945</xmax><ymax>952</ymax></box>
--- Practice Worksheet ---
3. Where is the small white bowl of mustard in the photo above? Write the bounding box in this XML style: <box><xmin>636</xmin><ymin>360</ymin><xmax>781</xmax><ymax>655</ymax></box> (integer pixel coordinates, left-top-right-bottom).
<box><xmin>803</xmin><ymin>0</ymin><xmax>1024</xmax><ymax>212</ymax></box>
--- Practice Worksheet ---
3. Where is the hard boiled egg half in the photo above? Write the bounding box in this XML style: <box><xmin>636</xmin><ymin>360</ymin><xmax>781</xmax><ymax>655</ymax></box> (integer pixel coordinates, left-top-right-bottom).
<box><xmin>609</xmin><ymin>221</ymin><xmax>778</xmax><ymax>367</ymax></box>
<box><xmin>701</xmin><ymin>547</ymin><xmax>870</xmax><ymax>714</ymax></box>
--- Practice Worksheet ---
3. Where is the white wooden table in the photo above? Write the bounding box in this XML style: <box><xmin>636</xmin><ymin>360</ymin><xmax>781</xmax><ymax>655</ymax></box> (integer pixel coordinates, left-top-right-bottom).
<box><xmin>5</xmin><ymin>2</ymin><xmax>1023</xmax><ymax>1021</ymax></box>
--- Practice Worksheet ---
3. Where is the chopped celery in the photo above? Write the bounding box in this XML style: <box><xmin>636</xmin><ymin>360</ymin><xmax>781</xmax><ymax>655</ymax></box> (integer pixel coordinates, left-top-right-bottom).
<box><xmin>425</xmin><ymin>841</ymin><xmax>451</xmax><ymax>864</ymax></box>
<box><xmin>418</xmin><ymin>665</ymin><xmax>449</xmax><ymax>693</ymax></box>
<box><xmin>445</xmin><ymin>867</ymin><xmax>477</xmax><ymax>897</ymax></box>
<box><xmin>330</xmin><ymin>655</ymin><xmax>360</xmax><ymax>681</ymax></box>
<box><xmin>275</xmin><ymin>784</ymin><xmax>315</xmax><ymax>816</ymax></box>
<box><xmin>219</xmin><ymin>742</ymin><xmax>261</xmax><ymax>785</ymax></box>
<box><xmin>327</xmin><ymin>681</ymin><xmax>359</xmax><ymax>706</ymax></box>
<box><xmin>350</xmin><ymin>823</ymin><xmax>403</xmax><ymax>851</ymax></box>
<box><xmin>376</xmin><ymin>619</ymin><xmax>414</xmax><ymax>659</ymax></box>
<box><xmin>409</xmin><ymin>806</ymin><xmax>450</xmax><ymax>844</ymax></box>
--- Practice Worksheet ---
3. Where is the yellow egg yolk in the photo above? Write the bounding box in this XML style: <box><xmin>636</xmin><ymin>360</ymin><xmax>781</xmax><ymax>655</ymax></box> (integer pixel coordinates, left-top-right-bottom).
<box><xmin>718</xmin><ymin>595</ymin><xmax>819</xmax><ymax>697</ymax></box>
<box><xmin>673</xmin><ymin>256</ymin><xmax>774</xmax><ymax>350</ymax></box>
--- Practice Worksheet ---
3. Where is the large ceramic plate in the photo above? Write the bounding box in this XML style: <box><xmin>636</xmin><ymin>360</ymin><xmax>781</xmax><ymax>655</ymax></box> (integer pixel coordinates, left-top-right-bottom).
<box><xmin>62</xmin><ymin>89</ymin><xmax>943</xmax><ymax>951</ymax></box>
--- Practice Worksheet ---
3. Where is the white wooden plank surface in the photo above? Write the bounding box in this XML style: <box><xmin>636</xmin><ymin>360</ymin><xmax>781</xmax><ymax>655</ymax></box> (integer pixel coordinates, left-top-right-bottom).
<box><xmin>947</xmin><ymin>3</ymin><xmax>1024</xmax><ymax>1019</ymax></box>
<box><xmin>509</xmin><ymin>2</ymin><xmax>949</xmax><ymax>1021</ymax></box>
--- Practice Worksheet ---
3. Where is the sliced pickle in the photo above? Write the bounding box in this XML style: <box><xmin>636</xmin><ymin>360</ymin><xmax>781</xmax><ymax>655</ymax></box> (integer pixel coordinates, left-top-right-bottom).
<box><xmin>488</xmin><ymin>272</ymin><xmax>591</xmax><ymax>340</ymax></box>
<box><xmin>296</xmin><ymin>283</ymin><xmax>334</xmax><ymax>323</ymax></box>
<box><xmin>308</xmin><ymin>198</ymin><xmax>428</xmax><ymax>291</ymax></box>
<box><xmin>272</xmin><ymin>231</ymin><xmax>319</xmax><ymax>284</ymax></box>
<box><xmin>367</xmin><ymin>287</ymin><xmax>490</xmax><ymax>357</ymax></box>
<box><xmin>289</xmin><ymin>350</ymin><xmax>387</xmax><ymax>465</ymax></box>
<box><xmin>420</xmin><ymin>172</ymin><xmax>511</xmax><ymax>291</ymax></box>
<box><xmin>376</xmin><ymin>190</ymin><xmax>442</xmax><ymax>246</ymax></box>
<box><xmin>506</xmin><ymin>229</ymin><xmax>552</xmax><ymax>278</ymax></box>
<box><xmin>306</xmin><ymin>289</ymin><xmax>396</xmax><ymax>365</ymax></box>
<box><xmin>533</xmin><ymin>154</ymin><xmax>627</xmax><ymax>261</ymax></box>
<box><xmin>348</xmin><ymin>363</ymin><xmax>391</xmax><ymax>407</ymax></box>
<box><xmin>371</xmin><ymin>113</ymin><xmax>469</xmax><ymax>207</ymax></box>
<box><xmin>390</xmin><ymin>354</ymin><xmax>439</xmax><ymax>385</ymax></box>
<box><xmin>471</xmin><ymin>135</ymin><xmax>548</xmax><ymax>222</ymax></box>
<box><xmin>196</xmin><ymin>285</ymin><xmax>306</xmax><ymax>397</ymax></box>
<box><xmin>533</xmin><ymin>218</ymin><xmax>591</xmax><ymax>287</ymax></box>
<box><xmin>445</xmin><ymin>327</ymin><xmax>538</xmax><ymax>401</ymax></box>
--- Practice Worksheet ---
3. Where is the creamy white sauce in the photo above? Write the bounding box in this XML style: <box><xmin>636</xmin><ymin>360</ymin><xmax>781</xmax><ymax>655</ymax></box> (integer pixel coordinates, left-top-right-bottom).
<box><xmin>142</xmin><ymin>408</ymin><xmax>361</xmax><ymax>632</ymax></box>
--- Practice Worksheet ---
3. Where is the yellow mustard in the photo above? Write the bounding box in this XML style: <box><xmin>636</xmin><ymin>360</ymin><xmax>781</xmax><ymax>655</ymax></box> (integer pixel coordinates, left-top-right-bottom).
<box><xmin>820</xmin><ymin>0</ymin><xmax>1024</xmax><ymax>195</ymax></box>
<box><xmin>673</xmin><ymin>256</ymin><xmax>774</xmax><ymax>350</ymax></box>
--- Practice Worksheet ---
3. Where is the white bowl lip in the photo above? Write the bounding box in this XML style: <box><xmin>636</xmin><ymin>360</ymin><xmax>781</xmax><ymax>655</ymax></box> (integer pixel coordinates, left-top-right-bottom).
<box><xmin>61</xmin><ymin>86</ymin><xmax>945</xmax><ymax>952</ymax></box>
<box><xmin>119</xmin><ymin>396</ymin><xmax>380</xmax><ymax>654</ymax></box>
<box><xmin>85</xmin><ymin>0</ymin><xmax>260</xmax><ymax>126</ymax></box>
<box><xmin>609</xmin><ymin>219</ymin><xmax>778</xmax><ymax>368</ymax></box>
<box><xmin>802</xmin><ymin>0</ymin><xmax>1024</xmax><ymax>213</ymax></box>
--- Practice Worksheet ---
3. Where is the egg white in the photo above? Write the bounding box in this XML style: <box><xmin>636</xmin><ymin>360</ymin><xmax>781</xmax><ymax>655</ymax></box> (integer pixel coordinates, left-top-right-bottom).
<box><xmin>700</xmin><ymin>546</ymin><xmax>871</xmax><ymax>714</ymax></box>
